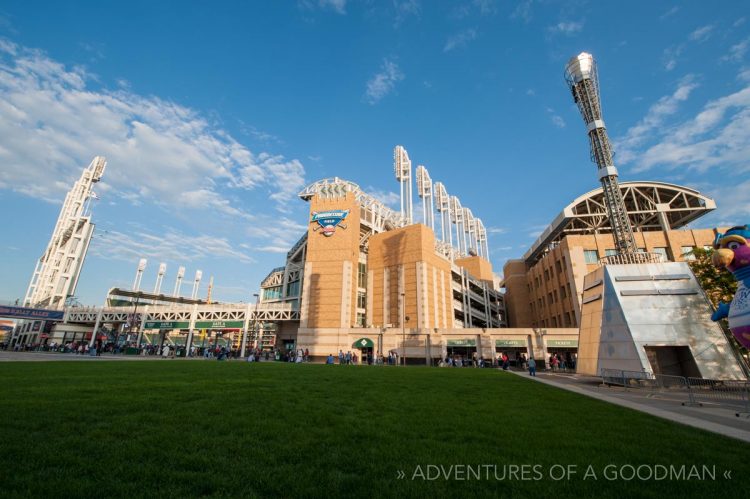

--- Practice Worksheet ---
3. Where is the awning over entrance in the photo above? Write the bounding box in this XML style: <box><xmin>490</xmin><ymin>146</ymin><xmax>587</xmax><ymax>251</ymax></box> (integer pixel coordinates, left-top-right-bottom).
<box><xmin>352</xmin><ymin>337</ymin><xmax>374</xmax><ymax>348</ymax></box>
<box><xmin>447</xmin><ymin>339</ymin><xmax>476</xmax><ymax>347</ymax></box>
<box><xmin>547</xmin><ymin>339</ymin><xmax>578</xmax><ymax>348</ymax></box>
<box><xmin>495</xmin><ymin>339</ymin><xmax>527</xmax><ymax>347</ymax></box>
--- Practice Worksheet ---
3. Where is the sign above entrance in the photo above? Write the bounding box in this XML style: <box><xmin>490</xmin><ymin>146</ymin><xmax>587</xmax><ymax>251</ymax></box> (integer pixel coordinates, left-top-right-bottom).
<box><xmin>144</xmin><ymin>321</ymin><xmax>189</xmax><ymax>330</ymax></box>
<box><xmin>447</xmin><ymin>339</ymin><xmax>476</xmax><ymax>347</ymax></box>
<box><xmin>352</xmin><ymin>337</ymin><xmax>374</xmax><ymax>348</ymax></box>
<box><xmin>311</xmin><ymin>210</ymin><xmax>349</xmax><ymax>237</ymax></box>
<box><xmin>0</xmin><ymin>305</ymin><xmax>64</xmax><ymax>321</ymax></box>
<box><xmin>496</xmin><ymin>339</ymin><xmax>527</xmax><ymax>347</ymax></box>
<box><xmin>547</xmin><ymin>339</ymin><xmax>578</xmax><ymax>347</ymax></box>
<box><xmin>195</xmin><ymin>320</ymin><xmax>244</xmax><ymax>329</ymax></box>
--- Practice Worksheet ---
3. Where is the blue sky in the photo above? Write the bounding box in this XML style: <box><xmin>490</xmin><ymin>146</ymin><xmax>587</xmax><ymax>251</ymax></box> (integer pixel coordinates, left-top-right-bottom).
<box><xmin>1</xmin><ymin>1</ymin><xmax>748</xmax><ymax>305</ymax></box>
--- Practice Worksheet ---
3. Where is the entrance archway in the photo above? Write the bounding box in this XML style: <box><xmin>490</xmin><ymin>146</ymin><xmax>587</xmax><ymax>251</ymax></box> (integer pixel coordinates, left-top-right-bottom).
<box><xmin>352</xmin><ymin>337</ymin><xmax>374</xmax><ymax>365</ymax></box>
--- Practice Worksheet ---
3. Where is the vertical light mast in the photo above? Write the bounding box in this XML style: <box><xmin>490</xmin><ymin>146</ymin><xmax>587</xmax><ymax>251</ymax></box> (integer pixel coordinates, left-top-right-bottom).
<box><xmin>415</xmin><ymin>165</ymin><xmax>434</xmax><ymax>231</ymax></box>
<box><xmin>565</xmin><ymin>53</ymin><xmax>638</xmax><ymax>255</ymax></box>
<box><xmin>24</xmin><ymin>156</ymin><xmax>106</xmax><ymax>309</ymax></box>
<box><xmin>394</xmin><ymin>145</ymin><xmax>413</xmax><ymax>224</ymax></box>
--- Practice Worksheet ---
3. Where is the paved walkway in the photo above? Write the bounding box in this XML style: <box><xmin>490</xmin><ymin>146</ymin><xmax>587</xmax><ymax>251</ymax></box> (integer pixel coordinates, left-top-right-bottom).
<box><xmin>512</xmin><ymin>370</ymin><xmax>750</xmax><ymax>444</ymax></box>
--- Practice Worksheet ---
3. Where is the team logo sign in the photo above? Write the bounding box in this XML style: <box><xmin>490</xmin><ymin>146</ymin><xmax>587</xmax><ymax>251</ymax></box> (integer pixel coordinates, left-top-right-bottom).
<box><xmin>311</xmin><ymin>210</ymin><xmax>349</xmax><ymax>237</ymax></box>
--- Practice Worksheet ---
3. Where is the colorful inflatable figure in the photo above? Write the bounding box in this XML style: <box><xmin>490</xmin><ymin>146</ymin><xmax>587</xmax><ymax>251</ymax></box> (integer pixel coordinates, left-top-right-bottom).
<box><xmin>711</xmin><ymin>225</ymin><xmax>750</xmax><ymax>349</ymax></box>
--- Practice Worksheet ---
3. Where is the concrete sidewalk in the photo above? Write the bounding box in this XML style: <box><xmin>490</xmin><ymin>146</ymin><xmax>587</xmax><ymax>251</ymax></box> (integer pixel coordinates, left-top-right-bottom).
<box><xmin>511</xmin><ymin>370</ymin><xmax>750</xmax><ymax>444</ymax></box>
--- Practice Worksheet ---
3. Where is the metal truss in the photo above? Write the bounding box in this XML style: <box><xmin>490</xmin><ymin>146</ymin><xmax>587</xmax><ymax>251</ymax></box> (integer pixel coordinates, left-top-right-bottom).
<box><xmin>524</xmin><ymin>181</ymin><xmax>716</xmax><ymax>263</ymax></box>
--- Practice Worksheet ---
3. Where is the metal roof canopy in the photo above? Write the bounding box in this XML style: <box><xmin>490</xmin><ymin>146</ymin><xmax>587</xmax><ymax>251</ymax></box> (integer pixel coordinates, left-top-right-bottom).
<box><xmin>107</xmin><ymin>287</ymin><xmax>209</xmax><ymax>305</ymax></box>
<box><xmin>523</xmin><ymin>181</ymin><xmax>716</xmax><ymax>264</ymax></box>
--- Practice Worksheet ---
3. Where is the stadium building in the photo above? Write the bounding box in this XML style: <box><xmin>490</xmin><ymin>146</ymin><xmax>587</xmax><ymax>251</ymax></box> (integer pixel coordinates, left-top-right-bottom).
<box><xmin>502</xmin><ymin>181</ymin><xmax>720</xmax><ymax>329</ymax></box>
<box><xmin>257</xmin><ymin>173</ymin><xmax>522</xmax><ymax>364</ymax></box>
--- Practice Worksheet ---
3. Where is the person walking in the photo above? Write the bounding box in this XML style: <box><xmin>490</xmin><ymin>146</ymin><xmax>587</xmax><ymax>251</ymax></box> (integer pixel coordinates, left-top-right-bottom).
<box><xmin>528</xmin><ymin>357</ymin><xmax>537</xmax><ymax>377</ymax></box>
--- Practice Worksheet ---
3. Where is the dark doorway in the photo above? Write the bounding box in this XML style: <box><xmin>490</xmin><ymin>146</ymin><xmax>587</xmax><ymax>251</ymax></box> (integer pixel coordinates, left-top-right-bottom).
<box><xmin>644</xmin><ymin>346</ymin><xmax>701</xmax><ymax>378</ymax></box>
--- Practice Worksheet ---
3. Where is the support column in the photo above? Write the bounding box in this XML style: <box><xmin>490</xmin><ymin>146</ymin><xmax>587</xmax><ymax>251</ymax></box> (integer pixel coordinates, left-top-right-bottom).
<box><xmin>240</xmin><ymin>302</ymin><xmax>252</xmax><ymax>357</ymax></box>
<box><xmin>135</xmin><ymin>306</ymin><xmax>149</xmax><ymax>347</ymax></box>
<box><xmin>88</xmin><ymin>308</ymin><xmax>103</xmax><ymax>348</ymax></box>
<box><xmin>185</xmin><ymin>304</ymin><xmax>198</xmax><ymax>356</ymax></box>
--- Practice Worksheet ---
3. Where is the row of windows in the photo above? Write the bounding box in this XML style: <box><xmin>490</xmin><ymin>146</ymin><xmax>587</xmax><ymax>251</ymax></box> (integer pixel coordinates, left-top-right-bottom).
<box><xmin>584</xmin><ymin>245</ymin><xmax>700</xmax><ymax>263</ymax></box>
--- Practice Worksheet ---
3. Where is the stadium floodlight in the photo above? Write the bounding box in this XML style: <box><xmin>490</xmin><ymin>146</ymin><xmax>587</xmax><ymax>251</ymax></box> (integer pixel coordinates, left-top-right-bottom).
<box><xmin>173</xmin><ymin>265</ymin><xmax>186</xmax><ymax>297</ymax></box>
<box><xmin>565</xmin><ymin>52</ymin><xmax>638</xmax><ymax>255</ymax></box>
<box><xmin>191</xmin><ymin>270</ymin><xmax>203</xmax><ymax>300</ymax></box>
<box><xmin>450</xmin><ymin>196</ymin><xmax>465</xmax><ymax>255</ymax></box>
<box><xmin>415</xmin><ymin>165</ymin><xmax>434</xmax><ymax>231</ymax></box>
<box><xmin>154</xmin><ymin>263</ymin><xmax>167</xmax><ymax>294</ymax></box>
<box><xmin>393</xmin><ymin>145</ymin><xmax>413</xmax><ymax>224</ymax></box>
<box><xmin>24</xmin><ymin>156</ymin><xmax>107</xmax><ymax>309</ymax></box>
<box><xmin>133</xmin><ymin>258</ymin><xmax>147</xmax><ymax>292</ymax></box>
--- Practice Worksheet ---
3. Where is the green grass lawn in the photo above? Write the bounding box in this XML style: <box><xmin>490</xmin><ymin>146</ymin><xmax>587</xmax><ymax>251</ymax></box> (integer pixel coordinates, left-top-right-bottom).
<box><xmin>0</xmin><ymin>361</ymin><xmax>747</xmax><ymax>498</ymax></box>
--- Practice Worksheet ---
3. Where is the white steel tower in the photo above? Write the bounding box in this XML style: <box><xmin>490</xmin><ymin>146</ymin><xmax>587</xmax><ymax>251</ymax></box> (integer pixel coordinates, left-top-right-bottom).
<box><xmin>415</xmin><ymin>165</ymin><xmax>434</xmax><ymax>231</ymax></box>
<box><xmin>24</xmin><ymin>156</ymin><xmax>106</xmax><ymax>309</ymax></box>
<box><xmin>450</xmin><ymin>196</ymin><xmax>465</xmax><ymax>255</ymax></box>
<box><xmin>132</xmin><ymin>258</ymin><xmax>147</xmax><ymax>291</ymax></box>
<box><xmin>153</xmin><ymin>263</ymin><xmax>167</xmax><ymax>294</ymax></box>
<box><xmin>173</xmin><ymin>266</ymin><xmax>185</xmax><ymax>297</ymax></box>
<box><xmin>565</xmin><ymin>52</ymin><xmax>638</xmax><ymax>255</ymax></box>
<box><xmin>191</xmin><ymin>270</ymin><xmax>203</xmax><ymax>300</ymax></box>
<box><xmin>393</xmin><ymin>145</ymin><xmax>413</xmax><ymax>224</ymax></box>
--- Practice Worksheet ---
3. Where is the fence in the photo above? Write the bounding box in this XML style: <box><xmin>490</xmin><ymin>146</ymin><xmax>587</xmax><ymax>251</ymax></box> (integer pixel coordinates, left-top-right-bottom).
<box><xmin>600</xmin><ymin>369</ymin><xmax>750</xmax><ymax>415</ymax></box>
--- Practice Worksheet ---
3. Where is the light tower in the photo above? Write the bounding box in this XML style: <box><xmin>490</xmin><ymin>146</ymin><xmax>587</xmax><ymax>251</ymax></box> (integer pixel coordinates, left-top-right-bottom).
<box><xmin>153</xmin><ymin>263</ymin><xmax>167</xmax><ymax>294</ymax></box>
<box><xmin>450</xmin><ymin>196</ymin><xmax>465</xmax><ymax>255</ymax></box>
<box><xmin>190</xmin><ymin>270</ymin><xmax>203</xmax><ymax>300</ymax></box>
<box><xmin>172</xmin><ymin>266</ymin><xmax>185</xmax><ymax>297</ymax></box>
<box><xmin>434</xmin><ymin>182</ymin><xmax>451</xmax><ymax>244</ymax></box>
<box><xmin>132</xmin><ymin>258</ymin><xmax>147</xmax><ymax>292</ymax></box>
<box><xmin>475</xmin><ymin>218</ymin><xmax>489</xmax><ymax>259</ymax></box>
<box><xmin>463</xmin><ymin>207</ymin><xmax>476</xmax><ymax>255</ymax></box>
<box><xmin>394</xmin><ymin>145</ymin><xmax>413</xmax><ymax>224</ymax></box>
<box><xmin>415</xmin><ymin>165</ymin><xmax>434</xmax><ymax>231</ymax></box>
<box><xmin>565</xmin><ymin>52</ymin><xmax>638</xmax><ymax>256</ymax></box>
<box><xmin>24</xmin><ymin>156</ymin><xmax>106</xmax><ymax>309</ymax></box>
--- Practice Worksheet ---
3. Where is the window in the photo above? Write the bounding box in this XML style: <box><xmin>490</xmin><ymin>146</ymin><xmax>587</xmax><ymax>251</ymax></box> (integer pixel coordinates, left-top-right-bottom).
<box><xmin>552</xmin><ymin>316</ymin><xmax>558</xmax><ymax>327</ymax></box>
<box><xmin>564</xmin><ymin>312</ymin><xmax>572</xmax><ymax>327</ymax></box>
<box><xmin>652</xmin><ymin>247</ymin><xmax>669</xmax><ymax>261</ymax></box>
<box><xmin>584</xmin><ymin>250</ymin><xmax>599</xmax><ymax>264</ymax></box>
<box><xmin>605</xmin><ymin>249</ymin><xmax>618</xmax><ymax>256</ymax></box>
<box><xmin>560</xmin><ymin>285</ymin><xmax>566</xmax><ymax>299</ymax></box>
<box><xmin>681</xmin><ymin>246</ymin><xmax>696</xmax><ymax>261</ymax></box>
<box><xmin>357</xmin><ymin>263</ymin><xmax>367</xmax><ymax>288</ymax></box>
<box><xmin>262</xmin><ymin>286</ymin><xmax>282</xmax><ymax>300</ymax></box>
<box><xmin>555</xmin><ymin>260</ymin><xmax>562</xmax><ymax>274</ymax></box>
<box><xmin>286</xmin><ymin>280</ymin><xmax>300</xmax><ymax>297</ymax></box>
<box><xmin>356</xmin><ymin>312</ymin><xmax>366</xmax><ymax>327</ymax></box>
<box><xmin>357</xmin><ymin>291</ymin><xmax>366</xmax><ymax>309</ymax></box>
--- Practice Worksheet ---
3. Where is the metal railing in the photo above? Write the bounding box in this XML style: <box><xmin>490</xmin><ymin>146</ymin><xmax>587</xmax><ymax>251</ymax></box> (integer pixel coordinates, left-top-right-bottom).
<box><xmin>599</xmin><ymin>252</ymin><xmax>664</xmax><ymax>266</ymax></box>
<box><xmin>600</xmin><ymin>369</ymin><xmax>750</xmax><ymax>415</ymax></box>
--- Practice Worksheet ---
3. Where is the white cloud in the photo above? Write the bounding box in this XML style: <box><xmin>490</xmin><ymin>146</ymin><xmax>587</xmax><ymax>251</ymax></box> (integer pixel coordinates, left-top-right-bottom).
<box><xmin>90</xmin><ymin>227</ymin><xmax>256</xmax><ymax>264</ymax></box>
<box><xmin>662</xmin><ymin>44</ymin><xmax>683</xmax><ymax>71</ymax></box>
<box><xmin>393</xmin><ymin>0</ymin><xmax>421</xmax><ymax>27</ymax></box>
<box><xmin>299</xmin><ymin>0</ymin><xmax>347</xmax><ymax>15</ymax></box>
<box><xmin>0</xmin><ymin>39</ymin><xmax>306</xmax><ymax>211</ymax></box>
<box><xmin>660</xmin><ymin>6</ymin><xmax>679</xmax><ymax>19</ymax></box>
<box><xmin>546</xmin><ymin>108</ymin><xmax>565</xmax><ymax>128</ymax></box>
<box><xmin>485</xmin><ymin>226</ymin><xmax>507</xmax><ymax>234</ymax></box>
<box><xmin>320</xmin><ymin>0</ymin><xmax>347</xmax><ymax>14</ymax></box>
<box><xmin>365</xmin><ymin>187</ymin><xmax>400</xmax><ymax>208</ymax></box>
<box><xmin>511</xmin><ymin>0</ymin><xmax>533</xmax><ymax>23</ymax></box>
<box><xmin>615</xmin><ymin>75</ymin><xmax>699</xmax><ymax>164</ymax></box>
<box><xmin>629</xmin><ymin>84</ymin><xmax>750</xmax><ymax>173</ymax></box>
<box><xmin>688</xmin><ymin>24</ymin><xmax>714</xmax><ymax>43</ymax></box>
<box><xmin>548</xmin><ymin>21</ymin><xmax>584</xmax><ymax>35</ymax></box>
<box><xmin>722</xmin><ymin>37</ymin><xmax>750</xmax><ymax>63</ymax></box>
<box><xmin>364</xmin><ymin>58</ymin><xmax>404</xmax><ymax>104</ymax></box>
<box><xmin>444</xmin><ymin>29</ymin><xmax>477</xmax><ymax>52</ymax></box>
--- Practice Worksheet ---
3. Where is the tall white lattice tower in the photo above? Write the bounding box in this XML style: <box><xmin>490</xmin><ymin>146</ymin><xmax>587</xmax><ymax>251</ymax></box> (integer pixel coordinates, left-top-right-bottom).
<box><xmin>393</xmin><ymin>145</ymin><xmax>413</xmax><ymax>224</ymax></box>
<box><xmin>565</xmin><ymin>52</ymin><xmax>638</xmax><ymax>255</ymax></box>
<box><xmin>24</xmin><ymin>156</ymin><xmax>106</xmax><ymax>309</ymax></box>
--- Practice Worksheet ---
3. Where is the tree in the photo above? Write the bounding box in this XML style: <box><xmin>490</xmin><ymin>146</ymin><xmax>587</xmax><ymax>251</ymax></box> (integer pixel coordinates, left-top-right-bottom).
<box><xmin>688</xmin><ymin>247</ymin><xmax>748</xmax><ymax>360</ymax></box>
<box><xmin>688</xmin><ymin>247</ymin><xmax>737</xmax><ymax>308</ymax></box>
